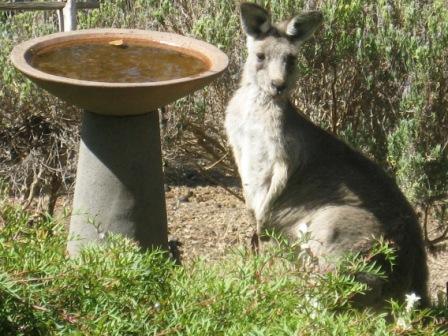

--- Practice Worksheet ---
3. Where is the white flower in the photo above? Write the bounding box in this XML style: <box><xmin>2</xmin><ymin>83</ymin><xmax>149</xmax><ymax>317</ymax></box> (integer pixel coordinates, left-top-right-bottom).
<box><xmin>405</xmin><ymin>293</ymin><xmax>421</xmax><ymax>312</ymax></box>
<box><xmin>309</xmin><ymin>297</ymin><xmax>321</xmax><ymax>309</ymax></box>
<box><xmin>297</xmin><ymin>222</ymin><xmax>309</xmax><ymax>235</ymax></box>
<box><xmin>305</xmin><ymin>296</ymin><xmax>321</xmax><ymax>320</ymax></box>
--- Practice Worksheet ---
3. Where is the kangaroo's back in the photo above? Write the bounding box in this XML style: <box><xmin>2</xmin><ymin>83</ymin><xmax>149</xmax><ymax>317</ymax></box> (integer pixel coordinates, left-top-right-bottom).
<box><xmin>225</xmin><ymin>2</ymin><xmax>428</xmax><ymax>307</ymax></box>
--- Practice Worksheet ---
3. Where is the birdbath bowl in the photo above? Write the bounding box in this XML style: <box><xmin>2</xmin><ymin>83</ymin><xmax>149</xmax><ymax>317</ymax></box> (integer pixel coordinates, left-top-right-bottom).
<box><xmin>10</xmin><ymin>29</ymin><xmax>228</xmax><ymax>256</ymax></box>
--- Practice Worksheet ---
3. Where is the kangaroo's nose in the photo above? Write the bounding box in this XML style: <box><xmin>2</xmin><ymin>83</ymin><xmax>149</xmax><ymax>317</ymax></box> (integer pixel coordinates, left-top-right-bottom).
<box><xmin>271</xmin><ymin>80</ymin><xmax>286</xmax><ymax>94</ymax></box>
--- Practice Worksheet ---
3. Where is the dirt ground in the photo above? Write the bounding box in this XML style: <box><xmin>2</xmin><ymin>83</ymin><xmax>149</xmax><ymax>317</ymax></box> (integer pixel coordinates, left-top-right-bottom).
<box><xmin>164</xmin><ymin>173</ymin><xmax>448</xmax><ymax>302</ymax></box>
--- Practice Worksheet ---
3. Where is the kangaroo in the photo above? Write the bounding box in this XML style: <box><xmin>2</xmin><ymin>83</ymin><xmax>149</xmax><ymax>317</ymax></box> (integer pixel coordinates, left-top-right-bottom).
<box><xmin>225</xmin><ymin>2</ymin><xmax>428</xmax><ymax>307</ymax></box>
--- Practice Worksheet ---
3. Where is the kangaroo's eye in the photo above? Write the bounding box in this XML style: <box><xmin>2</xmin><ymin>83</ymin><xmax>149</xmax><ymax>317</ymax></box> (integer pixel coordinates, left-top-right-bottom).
<box><xmin>256</xmin><ymin>53</ymin><xmax>265</xmax><ymax>62</ymax></box>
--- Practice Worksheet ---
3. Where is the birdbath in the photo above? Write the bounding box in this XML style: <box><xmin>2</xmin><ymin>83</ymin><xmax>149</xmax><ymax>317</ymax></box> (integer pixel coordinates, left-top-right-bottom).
<box><xmin>10</xmin><ymin>29</ymin><xmax>228</xmax><ymax>256</ymax></box>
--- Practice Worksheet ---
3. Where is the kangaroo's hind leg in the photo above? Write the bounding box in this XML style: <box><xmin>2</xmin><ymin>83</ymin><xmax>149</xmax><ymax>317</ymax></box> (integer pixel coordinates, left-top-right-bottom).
<box><xmin>306</xmin><ymin>206</ymin><xmax>390</xmax><ymax>307</ymax></box>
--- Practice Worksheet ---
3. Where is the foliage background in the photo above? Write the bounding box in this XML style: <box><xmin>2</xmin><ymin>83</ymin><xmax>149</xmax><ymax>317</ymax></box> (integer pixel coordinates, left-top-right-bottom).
<box><xmin>0</xmin><ymin>0</ymin><xmax>447</xmax><ymax>241</ymax></box>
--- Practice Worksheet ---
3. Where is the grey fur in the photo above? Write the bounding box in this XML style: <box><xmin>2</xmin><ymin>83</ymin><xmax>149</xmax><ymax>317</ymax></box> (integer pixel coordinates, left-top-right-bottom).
<box><xmin>225</xmin><ymin>2</ymin><xmax>428</xmax><ymax>307</ymax></box>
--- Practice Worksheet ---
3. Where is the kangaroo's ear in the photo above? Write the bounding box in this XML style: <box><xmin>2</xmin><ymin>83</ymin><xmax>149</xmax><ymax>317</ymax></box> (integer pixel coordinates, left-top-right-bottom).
<box><xmin>240</xmin><ymin>2</ymin><xmax>272</xmax><ymax>38</ymax></box>
<box><xmin>286</xmin><ymin>11</ymin><xmax>323</xmax><ymax>42</ymax></box>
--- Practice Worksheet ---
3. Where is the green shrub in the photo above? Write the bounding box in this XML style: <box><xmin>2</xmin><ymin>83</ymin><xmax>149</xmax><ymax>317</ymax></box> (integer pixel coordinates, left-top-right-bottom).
<box><xmin>0</xmin><ymin>197</ymin><xmax>446</xmax><ymax>335</ymax></box>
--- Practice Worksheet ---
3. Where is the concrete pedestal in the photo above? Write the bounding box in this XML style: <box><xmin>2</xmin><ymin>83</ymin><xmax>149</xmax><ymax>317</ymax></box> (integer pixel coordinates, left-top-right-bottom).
<box><xmin>67</xmin><ymin>111</ymin><xmax>168</xmax><ymax>256</ymax></box>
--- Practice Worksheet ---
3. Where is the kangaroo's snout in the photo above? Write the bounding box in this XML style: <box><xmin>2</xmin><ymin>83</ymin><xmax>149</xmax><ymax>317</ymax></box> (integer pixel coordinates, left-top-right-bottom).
<box><xmin>271</xmin><ymin>79</ymin><xmax>287</xmax><ymax>95</ymax></box>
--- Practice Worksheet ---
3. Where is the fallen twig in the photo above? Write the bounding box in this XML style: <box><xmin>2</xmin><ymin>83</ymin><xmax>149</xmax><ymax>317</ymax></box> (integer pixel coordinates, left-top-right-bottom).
<box><xmin>205</xmin><ymin>152</ymin><xmax>229</xmax><ymax>171</ymax></box>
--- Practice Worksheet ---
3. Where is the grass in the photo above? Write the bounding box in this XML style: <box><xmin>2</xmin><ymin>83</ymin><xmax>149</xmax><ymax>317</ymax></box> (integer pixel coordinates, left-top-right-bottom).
<box><xmin>0</xmin><ymin>193</ymin><xmax>447</xmax><ymax>335</ymax></box>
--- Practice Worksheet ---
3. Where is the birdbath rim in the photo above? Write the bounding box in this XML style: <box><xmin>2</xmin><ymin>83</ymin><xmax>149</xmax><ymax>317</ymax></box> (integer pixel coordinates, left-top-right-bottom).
<box><xmin>10</xmin><ymin>28</ymin><xmax>229</xmax><ymax>115</ymax></box>
<box><xmin>10</xmin><ymin>28</ymin><xmax>229</xmax><ymax>88</ymax></box>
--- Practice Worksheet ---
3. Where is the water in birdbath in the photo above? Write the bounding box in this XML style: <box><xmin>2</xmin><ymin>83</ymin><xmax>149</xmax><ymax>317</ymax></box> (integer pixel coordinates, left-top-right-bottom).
<box><xmin>30</xmin><ymin>39</ymin><xmax>209</xmax><ymax>83</ymax></box>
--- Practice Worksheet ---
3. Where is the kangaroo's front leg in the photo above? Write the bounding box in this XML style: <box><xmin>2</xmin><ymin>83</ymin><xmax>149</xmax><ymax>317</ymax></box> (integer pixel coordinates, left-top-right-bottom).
<box><xmin>255</xmin><ymin>161</ymin><xmax>289</xmax><ymax>223</ymax></box>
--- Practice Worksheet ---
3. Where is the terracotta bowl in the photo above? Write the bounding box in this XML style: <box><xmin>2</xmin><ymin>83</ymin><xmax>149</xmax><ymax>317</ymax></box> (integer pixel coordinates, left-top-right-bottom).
<box><xmin>10</xmin><ymin>28</ymin><xmax>229</xmax><ymax>116</ymax></box>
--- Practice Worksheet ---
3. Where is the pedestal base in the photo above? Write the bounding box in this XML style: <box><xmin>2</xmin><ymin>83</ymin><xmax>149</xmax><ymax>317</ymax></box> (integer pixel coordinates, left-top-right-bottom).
<box><xmin>67</xmin><ymin>111</ymin><xmax>168</xmax><ymax>256</ymax></box>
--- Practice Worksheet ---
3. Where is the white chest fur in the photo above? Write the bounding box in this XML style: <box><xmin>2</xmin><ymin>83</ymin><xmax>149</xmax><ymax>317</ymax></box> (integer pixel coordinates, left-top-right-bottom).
<box><xmin>225</xmin><ymin>86</ymin><xmax>290</xmax><ymax>220</ymax></box>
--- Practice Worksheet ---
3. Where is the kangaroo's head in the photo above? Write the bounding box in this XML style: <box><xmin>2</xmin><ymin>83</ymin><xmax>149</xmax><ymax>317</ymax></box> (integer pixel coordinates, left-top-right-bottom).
<box><xmin>240</xmin><ymin>2</ymin><xmax>323</xmax><ymax>98</ymax></box>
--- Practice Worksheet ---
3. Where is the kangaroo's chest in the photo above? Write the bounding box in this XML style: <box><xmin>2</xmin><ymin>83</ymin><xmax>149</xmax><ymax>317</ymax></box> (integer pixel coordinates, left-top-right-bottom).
<box><xmin>226</xmin><ymin>90</ymin><xmax>289</xmax><ymax>203</ymax></box>
<box><xmin>228</xmin><ymin>95</ymin><xmax>285</xmax><ymax>161</ymax></box>
<box><xmin>238</xmin><ymin>113</ymin><xmax>282</xmax><ymax>168</ymax></box>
